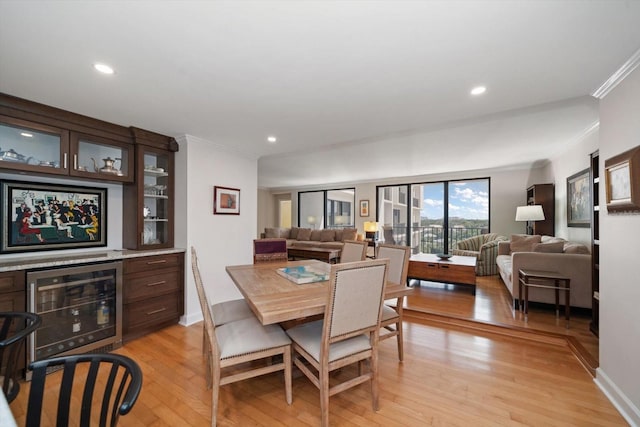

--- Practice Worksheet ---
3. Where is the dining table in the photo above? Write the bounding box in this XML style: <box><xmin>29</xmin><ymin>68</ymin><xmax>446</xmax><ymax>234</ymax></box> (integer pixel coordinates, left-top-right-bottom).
<box><xmin>225</xmin><ymin>259</ymin><xmax>414</xmax><ymax>325</ymax></box>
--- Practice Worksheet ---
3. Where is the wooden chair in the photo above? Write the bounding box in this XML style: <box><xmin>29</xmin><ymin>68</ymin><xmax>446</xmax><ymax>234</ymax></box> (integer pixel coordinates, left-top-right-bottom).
<box><xmin>191</xmin><ymin>247</ymin><xmax>292</xmax><ymax>426</ymax></box>
<box><xmin>376</xmin><ymin>243</ymin><xmax>411</xmax><ymax>361</ymax></box>
<box><xmin>339</xmin><ymin>240</ymin><xmax>368</xmax><ymax>263</ymax></box>
<box><xmin>285</xmin><ymin>259</ymin><xmax>389</xmax><ymax>427</ymax></box>
<box><xmin>25</xmin><ymin>353</ymin><xmax>142</xmax><ymax>427</ymax></box>
<box><xmin>253</xmin><ymin>238</ymin><xmax>288</xmax><ymax>263</ymax></box>
<box><xmin>0</xmin><ymin>311</ymin><xmax>41</xmax><ymax>403</ymax></box>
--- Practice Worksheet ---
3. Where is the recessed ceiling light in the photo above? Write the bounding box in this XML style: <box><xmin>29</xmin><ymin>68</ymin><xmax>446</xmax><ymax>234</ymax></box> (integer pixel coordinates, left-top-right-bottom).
<box><xmin>20</xmin><ymin>132</ymin><xmax>33</xmax><ymax>138</ymax></box>
<box><xmin>470</xmin><ymin>86</ymin><xmax>487</xmax><ymax>96</ymax></box>
<box><xmin>267</xmin><ymin>136</ymin><xmax>277</xmax><ymax>143</ymax></box>
<box><xmin>93</xmin><ymin>63</ymin><xmax>115</xmax><ymax>75</ymax></box>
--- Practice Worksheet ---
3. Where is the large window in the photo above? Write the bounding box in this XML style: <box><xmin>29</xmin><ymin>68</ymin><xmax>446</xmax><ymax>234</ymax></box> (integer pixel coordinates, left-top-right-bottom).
<box><xmin>377</xmin><ymin>178</ymin><xmax>490</xmax><ymax>253</ymax></box>
<box><xmin>298</xmin><ymin>188</ymin><xmax>354</xmax><ymax>229</ymax></box>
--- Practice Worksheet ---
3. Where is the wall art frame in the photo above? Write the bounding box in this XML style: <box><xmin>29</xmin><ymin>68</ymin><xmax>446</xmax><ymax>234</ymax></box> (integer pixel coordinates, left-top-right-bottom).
<box><xmin>604</xmin><ymin>145</ymin><xmax>640</xmax><ymax>212</ymax></box>
<box><xmin>359</xmin><ymin>199</ymin><xmax>370</xmax><ymax>217</ymax></box>
<box><xmin>213</xmin><ymin>186</ymin><xmax>240</xmax><ymax>215</ymax></box>
<box><xmin>1</xmin><ymin>179</ymin><xmax>107</xmax><ymax>254</ymax></box>
<box><xmin>567</xmin><ymin>168</ymin><xmax>591</xmax><ymax>227</ymax></box>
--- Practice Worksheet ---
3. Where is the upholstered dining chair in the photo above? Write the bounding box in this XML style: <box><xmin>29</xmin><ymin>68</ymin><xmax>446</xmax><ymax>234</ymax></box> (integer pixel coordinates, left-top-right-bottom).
<box><xmin>253</xmin><ymin>238</ymin><xmax>288</xmax><ymax>263</ymax></box>
<box><xmin>25</xmin><ymin>353</ymin><xmax>142</xmax><ymax>427</ymax></box>
<box><xmin>191</xmin><ymin>247</ymin><xmax>292</xmax><ymax>426</ymax></box>
<box><xmin>376</xmin><ymin>243</ymin><xmax>411</xmax><ymax>361</ymax></box>
<box><xmin>339</xmin><ymin>240</ymin><xmax>368</xmax><ymax>263</ymax></box>
<box><xmin>1</xmin><ymin>311</ymin><xmax>42</xmax><ymax>403</ymax></box>
<box><xmin>285</xmin><ymin>259</ymin><xmax>389</xmax><ymax>427</ymax></box>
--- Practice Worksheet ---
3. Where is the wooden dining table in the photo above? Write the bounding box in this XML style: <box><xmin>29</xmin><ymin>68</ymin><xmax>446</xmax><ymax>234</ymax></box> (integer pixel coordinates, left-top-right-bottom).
<box><xmin>225</xmin><ymin>259</ymin><xmax>414</xmax><ymax>325</ymax></box>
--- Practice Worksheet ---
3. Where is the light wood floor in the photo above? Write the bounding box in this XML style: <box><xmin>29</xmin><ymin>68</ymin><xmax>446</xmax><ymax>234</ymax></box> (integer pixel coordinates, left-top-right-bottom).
<box><xmin>10</xmin><ymin>311</ymin><xmax>622</xmax><ymax>426</ymax></box>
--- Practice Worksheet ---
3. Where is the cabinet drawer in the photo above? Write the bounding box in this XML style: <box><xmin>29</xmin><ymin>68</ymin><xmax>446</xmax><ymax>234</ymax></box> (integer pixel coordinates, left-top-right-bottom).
<box><xmin>124</xmin><ymin>293</ymin><xmax>180</xmax><ymax>329</ymax></box>
<box><xmin>0</xmin><ymin>271</ymin><xmax>25</xmax><ymax>294</ymax></box>
<box><xmin>124</xmin><ymin>269</ymin><xmax>181</xmax><ymax>303</ymax></box>
<box><xmin>124</xmin><ymin>253</ymin><xmax>182</xmax><ymax>274</ymax></box>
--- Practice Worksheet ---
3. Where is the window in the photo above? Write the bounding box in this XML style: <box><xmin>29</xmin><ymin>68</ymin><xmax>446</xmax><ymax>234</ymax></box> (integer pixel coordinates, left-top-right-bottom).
<box><xmin>298</xmin><ymin>188</ymin><xmax>354</xmax><ymax>229</ymax></box>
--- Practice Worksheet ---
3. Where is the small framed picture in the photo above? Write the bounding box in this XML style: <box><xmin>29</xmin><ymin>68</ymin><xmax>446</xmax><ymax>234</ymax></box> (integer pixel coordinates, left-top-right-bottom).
<box><xmin>214</xmin><ymin>186</ymin><xmax>240</xmax><ymax>215</ymax></box>
<box><xmin>359</xmin><ymin>199</ymin><xmax>370</xmax><ymax>217</ymax></box>
<box><xmin>605</xmin><ymin>145</ymin><xmax>640</xmax><ymax>212</ymax></box>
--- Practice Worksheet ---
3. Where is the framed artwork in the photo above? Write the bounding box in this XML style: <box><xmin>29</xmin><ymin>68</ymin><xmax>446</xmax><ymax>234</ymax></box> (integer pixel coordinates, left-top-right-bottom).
<box><xmin>1</xmin><ymin>180</ymin><xmax>107</xmax><ymax>254</ymax></box>
<box><xmin>359</xmin><ymin>199</ymin><xmax>370</xmax><ymax>217</ymax></box>
<box><xmin>605</xmin><ymin>145</ymin><xmax>640</xmax><ymax>212</ymax></box>
<box><xmin>214</xmin><ymin>186</ymin><xmax>240</xmax><ymax>215</ymax></box>
<box><xmin>566</xmin><ymin>168</ymin><xmax>591</xmax><ymax>227</ymax></box>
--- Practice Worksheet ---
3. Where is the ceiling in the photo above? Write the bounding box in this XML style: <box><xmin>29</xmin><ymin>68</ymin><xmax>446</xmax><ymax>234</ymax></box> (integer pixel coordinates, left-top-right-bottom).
<box><xmin>1</xmin><ymin>1</ymin><xmax>640</xmax><ymax>189</ymax></box>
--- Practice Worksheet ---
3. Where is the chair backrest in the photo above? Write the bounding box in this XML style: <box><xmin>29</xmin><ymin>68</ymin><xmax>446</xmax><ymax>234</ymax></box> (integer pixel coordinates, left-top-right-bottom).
<box><xmin>253</xmin><ymin>238</ymin><xmax>288</xmax><ymax>263</ymax></box>
<box><xmin>340</xmin><ymin>240</ymin><xmax>367</xmax><ymax>263</ymax></box>
<box><xmin>376</xmin><ymin>244</ymin><xmax>411</xmax><ymax>285</ymax></box>
<box><xmin>190</xmin><ymin>247</ymin><xmax>221</xmax><ymax>361</ymax></box>
<box><xmin>323</xmin><ymin>259</ymin><xmax>389</xmax><ymax>342</ymax></box>
<box><xmin>0</xmin><ymin>311</ymin><xmax>42</xmax><ymax>403</ymax></box>
<box><xmin>26</xmin><ymin>353</ymin><xmax>142</xmax><ymax>427</ymax></box>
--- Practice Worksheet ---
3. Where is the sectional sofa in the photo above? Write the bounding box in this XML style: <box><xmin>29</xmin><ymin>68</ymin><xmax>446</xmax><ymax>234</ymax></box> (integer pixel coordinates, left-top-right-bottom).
<box><xmin>262</xmin><ymin>227</ymin><xmax>360</xmax><ymax>250</ymax></box>
<box><xmin>496</xmin><ymin>234</ymin><xmax>592</xmax><ymax>309</ymax></box>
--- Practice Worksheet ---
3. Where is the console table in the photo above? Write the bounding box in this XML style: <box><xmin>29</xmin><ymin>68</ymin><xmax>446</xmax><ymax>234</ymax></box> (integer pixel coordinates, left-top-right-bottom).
<box><xmin>287</xmin><ymin>247</ymin><xmax>341</xmax><ymax>264</ymax></box>
<box><xmin>407</xmin><ymin>253</ymin><xmax>477</xmax><ymax>294</ymax></box>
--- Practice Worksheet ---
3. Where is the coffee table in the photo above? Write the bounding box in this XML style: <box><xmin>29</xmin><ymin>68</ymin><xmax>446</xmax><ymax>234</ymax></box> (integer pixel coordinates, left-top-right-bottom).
<box><xmin>407</xmin><ymin>253</ymin><xmax>477</xmax><ymax>294</ymax></box>
<box><xmin>287</xmin><ymin>247</ymin><xmax>341</xmax><ymax>264</ymax></box>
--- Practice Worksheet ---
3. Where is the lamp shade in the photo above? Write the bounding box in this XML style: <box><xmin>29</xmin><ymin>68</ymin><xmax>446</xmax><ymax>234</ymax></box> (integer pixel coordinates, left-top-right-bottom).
<box><xmin>515</xmin><ymin>205</ymin><xmax>545</xmax><ymax>221</ymax></box>
<box><xmin>363</xmin><ymin>221</ymin><xmax>378</xmax><ymax>232</ymax></box>
<box><xmin>307</xmin><ymin>216</ymin><xmax>317</xmax><ymax>224</ymax></box>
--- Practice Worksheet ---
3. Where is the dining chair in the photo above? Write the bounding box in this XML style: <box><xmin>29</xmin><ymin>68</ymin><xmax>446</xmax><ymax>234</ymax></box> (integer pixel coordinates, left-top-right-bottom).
<box><xmin>25</xmin><ymin>353</ymin><xmax>142</xmax><ymax>427</ymax></box>
<box><xmin>0</xmin><ymin>311</ymin><xmax>42</xmax><ymax>403</ymax></box>
<box><xmin>253</xmin><ymin>238</ymin><xmax>288</xmax><ymax>263</ymax></box>
<box><xmin>191</xmin><ymin>247</ymin><xmax>292</xmax><ymax>426</ymax></box>
<box><xmin>285</xmin><ymin>259</ymin><xmax>389</xmax><ymax>427</ymax></box>
<box><xmin>376</xmin><ymin>243</ymin><xmax>411</xmax><ymax>361</ymax></box>
<box><xmin>339</xmin><ymin>240</ymin><xmax>368</xmax><ymax>263</ymax></box>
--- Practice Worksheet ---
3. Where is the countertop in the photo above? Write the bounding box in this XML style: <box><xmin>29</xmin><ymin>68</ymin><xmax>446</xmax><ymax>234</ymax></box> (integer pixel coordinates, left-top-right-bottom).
<box><xmin>0</xmin><ymin>248</ymin><xmax>185</xmax><ymax>272</ymax></box>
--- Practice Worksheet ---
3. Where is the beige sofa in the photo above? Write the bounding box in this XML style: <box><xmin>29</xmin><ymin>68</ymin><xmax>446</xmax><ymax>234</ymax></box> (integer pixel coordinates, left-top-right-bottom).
<box><xmin>262</xmin><ymin>227</ymin><xmax>360</xmax><ymax>250</ymax></box>
<box><xmin>496</xmin><ymin>235</ymin><xmax>592</xmax><ymax>309</ymax></box>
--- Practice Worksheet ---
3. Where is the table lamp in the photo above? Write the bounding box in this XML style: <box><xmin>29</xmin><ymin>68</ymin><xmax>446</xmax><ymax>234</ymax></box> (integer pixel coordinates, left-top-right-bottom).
<box><xmin>363</xmin><ymin>221</ymin><xmax>379</xmax><ymax>240</ymax></box>
<box><xmin>307</xmin><ymin>216</ymin><xmax>317</xmax><ymax>229</ymax></box>
<box><xmin>515</xmin><ymin>205</ymin><xmax>545</xmax><ymax>235</ymax></box>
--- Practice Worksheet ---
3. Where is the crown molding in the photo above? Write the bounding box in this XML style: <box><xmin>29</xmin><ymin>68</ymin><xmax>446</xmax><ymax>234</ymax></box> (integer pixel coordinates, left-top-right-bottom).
<box><xmin>592</xmin><ymin>48</ymin><xmax>640</xmax><ymax>99</ymax></box>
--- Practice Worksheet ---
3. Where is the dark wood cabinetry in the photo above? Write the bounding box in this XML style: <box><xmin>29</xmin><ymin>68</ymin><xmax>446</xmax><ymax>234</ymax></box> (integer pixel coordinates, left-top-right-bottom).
<box><xmin>122</xmin><ymin>253</ymin><xmax>184</xmax><ymax>343</ymax></box>
<box><xmin>590</xmin><ymin>151</ymin><xmax>600</xmax><ymax>336</ymax></box>
<box><xmin>0</xmin><ymin>271</ymin><xmax>25</xmax><ymax>312</ymax></box>
<box><xmin>526</xmin><ymin>184</ymin><xmax>555</xmax><ymax>235</ymax></box>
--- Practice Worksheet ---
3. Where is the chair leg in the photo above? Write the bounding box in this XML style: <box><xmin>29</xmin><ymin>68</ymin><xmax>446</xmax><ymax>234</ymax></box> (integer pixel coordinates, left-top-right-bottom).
<box><xmin>370</xmin><ymin>341</ymin><xmax>380</xmax><ymax>412</ymax></box>
<box><xmin>396</xmin><ymin>298</ymin><xmax>404</xmax><ymax>362</ymax></box>
<box><xmin>284</xmin><ymin>346</ymin><xmax>292</xmax><ymax>405</ymax></box>
<box><xmin>319</xmin><ymin>365</ymin><xmax>330</xmax><ymax>427</ymax></box>
<box><xmin>211</xmin><ymin>365</ymin><xmax>221</xmax><ymax>427</ymax></box>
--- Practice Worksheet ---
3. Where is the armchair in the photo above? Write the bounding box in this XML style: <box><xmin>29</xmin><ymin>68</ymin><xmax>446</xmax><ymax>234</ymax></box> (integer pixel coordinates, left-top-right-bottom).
<box><xmin>452</xmin><ymin>233</ymin><xmax>507</xmax><ymax>276</ymax></box>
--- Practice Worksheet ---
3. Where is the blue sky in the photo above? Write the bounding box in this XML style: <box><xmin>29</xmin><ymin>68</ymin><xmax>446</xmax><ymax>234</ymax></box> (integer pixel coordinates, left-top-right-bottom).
<box><xmin>421</xmin><ymin>181</ymin><xmax>489</xmax><ymax>220</ymax></box>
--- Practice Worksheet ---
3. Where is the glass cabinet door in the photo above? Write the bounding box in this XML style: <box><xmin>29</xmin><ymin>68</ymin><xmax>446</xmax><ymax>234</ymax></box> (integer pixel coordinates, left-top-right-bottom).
<box><xmin>0</xmin><ymin>115</ymin><xmax>69</xmax><ymax>175</ymax></box>
<box><xmin>142</xmin><ymin>149</ymin><xmax>172</xmax><ymax>247</ymax></box>
<box><xmin>70</xmin><ymin>132</ymin><xmax>134</xmax><ymax>182</ymax></box>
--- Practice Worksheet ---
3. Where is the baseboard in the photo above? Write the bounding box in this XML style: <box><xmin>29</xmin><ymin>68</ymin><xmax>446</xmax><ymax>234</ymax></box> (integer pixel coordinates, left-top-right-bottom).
<box><xmin>180</xmin><ymin>312</ymin><xmax>202</xmax><ymax>326</ymax></box>
<box><xmin>595</xmin><ymin>368</ymin><xmax>640</xmax><ymax>427</ymax></box>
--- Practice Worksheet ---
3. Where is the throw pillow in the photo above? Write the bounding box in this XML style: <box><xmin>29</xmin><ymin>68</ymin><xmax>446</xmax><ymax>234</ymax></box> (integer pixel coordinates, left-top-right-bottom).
<box><xmin>334</xmin><ymin>229</ymin><xmax>344</xmax><ymax>241</ymax></box>
<box><xmin>510</xmin><ymin>234</ymin><xmax>541</xmax><ymax>252</ymax></box>
<box><xmin>563</xmin><ymin>243</ymin><xmax>590</xmax><ymax>254</ymax></box>
<box><xmin>342</xmin><ymin>228</ymin><xmax>357</xmax><ymax>241</ymax></box>
<box><xmin>279</xmin><ymin>228</ymin><xmax>291</xmax><ymax>239</ymax></box>
<box><xmin>532</xmin><ymin>242</ymin><xmax>564</xmax><ymax>253</ymax></box>
<box><xmin>310</xmin><ymin>230</ymin><xmax>322</xmax><ymax>241</ymax></box>
<box><xmin>289</xmin><ymin>227</ymin><xmax>300</xmax><ymax>239</ymax></box>
<box><xmin>264</xmin><ymin>228</ymin><xmax>279</xmax><ymax>238</ymax></box>
<box><xmin>320</xmin><ymin>229</ymin><xmax>335</xmax><ymax>242</ymax></box>
<box><xmin>297</xmin><ymin>228</ymin><xmax>312</xmax><ymax>241</ymax></box>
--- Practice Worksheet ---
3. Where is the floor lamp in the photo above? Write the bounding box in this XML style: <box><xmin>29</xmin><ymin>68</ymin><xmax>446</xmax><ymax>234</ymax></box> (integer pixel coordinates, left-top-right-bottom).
<box><xmin>515</xmin><ymin>205</ymin><xmax>545</xmax><ymax>235</ymax></box>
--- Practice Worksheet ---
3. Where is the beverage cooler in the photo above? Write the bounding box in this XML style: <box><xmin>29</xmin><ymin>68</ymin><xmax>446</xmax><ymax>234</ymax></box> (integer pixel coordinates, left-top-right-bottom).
<box><xmin>26</xmin><ymin>261</ymin><xmax>123</xmax><ymax>377</ymax></box>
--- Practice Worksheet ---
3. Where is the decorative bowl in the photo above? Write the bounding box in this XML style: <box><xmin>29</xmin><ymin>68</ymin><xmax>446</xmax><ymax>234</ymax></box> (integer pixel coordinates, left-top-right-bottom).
<box><xmin>436</xmin><ymin>253</ymin><xmax>453</xmax><ymax>260</ymax></box>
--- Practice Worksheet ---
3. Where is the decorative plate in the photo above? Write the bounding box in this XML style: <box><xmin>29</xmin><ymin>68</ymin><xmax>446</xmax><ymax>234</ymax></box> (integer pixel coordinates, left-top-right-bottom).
<box><xmin>436</xmin><ymin>253</ymin><xmax>453</xmax><ymax>260</ymax></box>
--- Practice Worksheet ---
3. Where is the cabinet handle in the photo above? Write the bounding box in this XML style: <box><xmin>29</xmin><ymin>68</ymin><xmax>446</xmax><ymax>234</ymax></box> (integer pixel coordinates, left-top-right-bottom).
<box><xmin>146</xmin><ymin>260</ymin><xmax>167</xmax><ymax>265</ymax></box>
<box><xmin>73</xmin><ymin>154</ymin><xmax>78</xmax><ymax>170</ymax></box>
<box><xmin>63</xmin><ymin>153</ymin><xmax>68</xmax><ymax>169</ymax></box>
<box><xmin>146</xmin><ymin>307</ymin><xmax>167</xmax><ymax>315</ymax></box>
<box><xmin>146</xmin><ymin>280</ymin><xmax>166</xmax><ymax>287</ymax></box>
<box><xmin>440</xmin><ymin>265</ymin><xmax>450</xmax><ymax>269</ymax></box>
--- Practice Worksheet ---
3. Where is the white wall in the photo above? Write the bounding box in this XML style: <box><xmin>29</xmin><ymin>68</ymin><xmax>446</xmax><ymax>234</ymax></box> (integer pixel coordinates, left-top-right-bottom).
<box><xmin>0</xmin><ymin>172</ymin><xmax>123</xmax><ymax>260</ymax></box>
<box><xmin>596</xmin><ymin>67</ymin><xmax>640</xmax><ymax>426</ymax></box>
<box><xmin>175</xmin><ymin>135</ymin><xmax>258</xmax><ymax>326</ymax></box>
<box><xmin>261</xmin><ymin>166</ymin><xmax>538</xmax><ymax>239</ymax></box>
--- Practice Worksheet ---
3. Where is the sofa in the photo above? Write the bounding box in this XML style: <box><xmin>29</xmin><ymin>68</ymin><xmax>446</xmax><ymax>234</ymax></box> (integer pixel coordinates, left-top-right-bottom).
<box><xmin>451</xmin><ymin>233</ymin><xmax>508</xmax><ymax>276</ymax></box>
<box><xmin>261</xmin><ymin>227</ymin><xmax>360</xmax><ymax>250</ymax></box>
<box><xmin>496</xmin><ymin>234</ymin><xmax>592</xmax><ymax>309</ymax></box>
